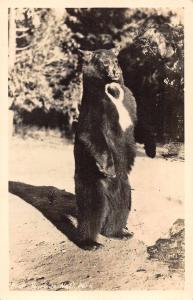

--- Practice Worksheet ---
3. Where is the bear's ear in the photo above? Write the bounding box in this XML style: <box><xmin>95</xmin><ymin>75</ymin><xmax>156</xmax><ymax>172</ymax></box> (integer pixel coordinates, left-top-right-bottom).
<box><xmin>112</xmin><ymin>45</ymin><xmax>121</xmax><ymax>56</ymax></box>
<box><xmin>78</xmin><ymin>49</ymin><xmax>93</xmax><ymax>62</ymax></box>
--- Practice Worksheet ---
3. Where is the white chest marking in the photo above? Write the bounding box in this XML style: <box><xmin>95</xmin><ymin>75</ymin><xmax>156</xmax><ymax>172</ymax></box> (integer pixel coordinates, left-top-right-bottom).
<box><xmin>105</xmin><ymin>83</ymin><xmax>133</xmax><ymax>131</ymax></box>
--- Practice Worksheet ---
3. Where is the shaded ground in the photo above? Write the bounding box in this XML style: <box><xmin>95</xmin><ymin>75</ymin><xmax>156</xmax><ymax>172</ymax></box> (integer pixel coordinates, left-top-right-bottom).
<box><xmin>9</xmin><ymin>135</ymin><xmax>184</xmax><ymax>290</ymax></box>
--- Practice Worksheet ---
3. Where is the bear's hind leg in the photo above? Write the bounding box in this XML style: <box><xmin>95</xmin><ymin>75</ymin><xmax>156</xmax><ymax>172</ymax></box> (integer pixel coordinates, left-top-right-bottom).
<box><xmin>101</xmin><ymin>208</ymin><xmax>132</xmax><ymax>239</ymax></box>
<box><xmin>101</xmin><ymin>180</ymin><xmax>133</xmax><ymax>239</ymax></box>
<box><xmin>77</xmin><ymin>215</ymin><xmax>104</xmax><ymax>250</ymax></box>
<box><xmin>77</xmin><ymin>187</ymin><xmax>108</xmax><ymax>250</ymax></box>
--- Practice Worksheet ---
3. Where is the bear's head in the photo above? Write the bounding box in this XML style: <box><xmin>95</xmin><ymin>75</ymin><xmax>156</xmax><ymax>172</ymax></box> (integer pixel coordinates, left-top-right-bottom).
<box><xmin>79</xmin><ymin>47</ymin><xmax>123</xmax><ymax>83</ymax></box>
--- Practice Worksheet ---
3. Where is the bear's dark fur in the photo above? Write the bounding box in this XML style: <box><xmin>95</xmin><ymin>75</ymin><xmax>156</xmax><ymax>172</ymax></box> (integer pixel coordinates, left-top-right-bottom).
<box><xmin>74</xmin><ymin>48</ymin><xmax>137</xmax><ymax>250</ymax></box>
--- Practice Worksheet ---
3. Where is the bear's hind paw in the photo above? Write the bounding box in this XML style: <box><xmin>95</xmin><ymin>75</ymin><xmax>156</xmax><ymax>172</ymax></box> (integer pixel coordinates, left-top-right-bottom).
<box><xmin>78</xmin><ymin>239</ymin><xmax>104</xmax><ymax>251</ymax></box>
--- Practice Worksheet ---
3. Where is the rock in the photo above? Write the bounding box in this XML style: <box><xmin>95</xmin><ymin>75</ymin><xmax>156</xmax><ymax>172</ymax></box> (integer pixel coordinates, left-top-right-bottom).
<box><xmin>147</xmin><ymin>219</ymin><xmax>185</xmax><ymax>270</ymax></box>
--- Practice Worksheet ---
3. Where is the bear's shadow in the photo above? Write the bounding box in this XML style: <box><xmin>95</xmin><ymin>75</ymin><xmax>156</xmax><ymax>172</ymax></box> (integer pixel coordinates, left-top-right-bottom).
<box><xmin>8</xmin><ymin>181</ymin><xmax>83</xmax><ymax>248</ymax></box>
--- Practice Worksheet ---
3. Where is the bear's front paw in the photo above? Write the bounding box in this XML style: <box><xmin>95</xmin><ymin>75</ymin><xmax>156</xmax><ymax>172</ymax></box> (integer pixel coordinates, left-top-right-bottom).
<box><xmin>96</xmin><ymin>162</ymin><xmax>116</xmax><ymax>178</ymax></box>
<box><xmin>96</xmin><ymin>154</ymin><xmax>116</xmax><ymax>178</ymax></box>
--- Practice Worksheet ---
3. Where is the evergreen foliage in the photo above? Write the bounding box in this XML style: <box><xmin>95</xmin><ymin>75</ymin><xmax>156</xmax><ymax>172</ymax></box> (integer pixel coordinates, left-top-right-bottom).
<box><xmin>9</xmin><ymin>8</ymin><xmax>184</xmax><ymax>142</ymax></box>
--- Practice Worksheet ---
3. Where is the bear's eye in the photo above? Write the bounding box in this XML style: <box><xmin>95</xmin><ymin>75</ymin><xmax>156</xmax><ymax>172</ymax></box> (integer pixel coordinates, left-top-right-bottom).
<box><xmin>103</xmin><ymin>59</ymin><xmax>110</xmax><ymax>66</ymax></box>
<box><xmin>114</xmin><ymin>59</ymin><xmax>118</xmax><ymax>64</ymax></box>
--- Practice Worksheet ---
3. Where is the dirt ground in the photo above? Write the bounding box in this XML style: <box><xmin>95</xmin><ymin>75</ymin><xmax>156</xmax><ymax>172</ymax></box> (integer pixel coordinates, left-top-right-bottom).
<box><xmin>9</xmin><ymin>135</ymin><xmax>184</xmax><ymax>290</ymax></box>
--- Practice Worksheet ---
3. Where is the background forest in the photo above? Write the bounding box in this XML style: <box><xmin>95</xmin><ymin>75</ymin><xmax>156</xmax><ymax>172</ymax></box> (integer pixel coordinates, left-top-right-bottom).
<box><xmin>8</xmin><ymin>8</ymin><xmax>184</xmax><ymax>145</ymax></box>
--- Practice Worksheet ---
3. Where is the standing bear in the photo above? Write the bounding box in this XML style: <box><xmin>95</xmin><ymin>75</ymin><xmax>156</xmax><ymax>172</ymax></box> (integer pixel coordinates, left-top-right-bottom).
<box><xmin>74</xmin><ymin>47</ymin><xmax>137</xmax><ymax>250</ymax></box>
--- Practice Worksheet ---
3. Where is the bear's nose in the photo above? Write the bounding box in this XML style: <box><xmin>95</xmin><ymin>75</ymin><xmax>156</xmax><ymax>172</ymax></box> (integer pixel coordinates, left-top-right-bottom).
<box><xmin>113</xmin><ymin>70</ymin><xmax>120</xmax><ymax>79</ymax></box>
